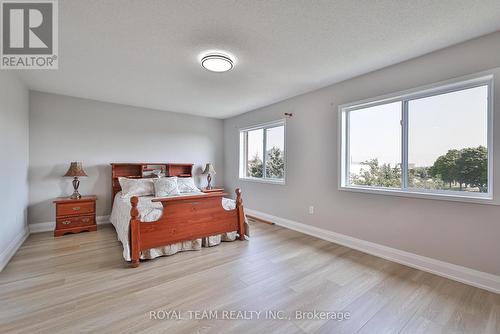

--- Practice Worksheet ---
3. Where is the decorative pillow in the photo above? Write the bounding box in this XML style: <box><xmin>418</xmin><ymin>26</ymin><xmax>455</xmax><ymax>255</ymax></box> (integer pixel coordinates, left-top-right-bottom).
<box><xmin>153</xmin><ymin>177</ymin><xmax>180</xmax><ymax>197</ymax></box>
<box><xmin>119</xmin><ymin>177</ymin><xmax>154</xmax><ymax>198</ymax></box>
<box><xmin>177</xmin><ymin>177</ymin><xmax>201</xmax><ymax>193</ymax></box>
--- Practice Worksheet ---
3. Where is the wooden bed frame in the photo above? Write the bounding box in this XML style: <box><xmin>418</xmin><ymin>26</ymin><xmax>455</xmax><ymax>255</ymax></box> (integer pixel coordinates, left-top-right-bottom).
<box><xmin>111</xmin><ymin>163</ymin><xmax>246</xmax><ymax>267</ymax></box>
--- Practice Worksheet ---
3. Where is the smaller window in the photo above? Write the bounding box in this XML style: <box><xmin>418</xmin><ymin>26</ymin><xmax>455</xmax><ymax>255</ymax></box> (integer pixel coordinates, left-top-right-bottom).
<box><xmin>239</xmin><ymin>120</ymin><xmax>286</xmax><ymax>183</ymax></box>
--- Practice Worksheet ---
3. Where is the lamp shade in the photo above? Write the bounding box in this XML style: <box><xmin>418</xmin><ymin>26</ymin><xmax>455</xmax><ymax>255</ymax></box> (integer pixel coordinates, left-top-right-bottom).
<box><xmin>64</xmin><ymin>162</ymin><xmax>88</xmax><ymax>177</ymax></box>
<box><xmin>202</xmin><ymin>163</ymin><xmax>216</xmax><ymax>175</ymax></box>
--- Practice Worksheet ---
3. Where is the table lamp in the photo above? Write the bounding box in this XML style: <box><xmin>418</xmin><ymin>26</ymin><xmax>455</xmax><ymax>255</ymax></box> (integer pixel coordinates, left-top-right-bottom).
<box><xmin>64</xmin><ymin>162</ymin><xmax>88</xmax><ymax>199</ymax></box>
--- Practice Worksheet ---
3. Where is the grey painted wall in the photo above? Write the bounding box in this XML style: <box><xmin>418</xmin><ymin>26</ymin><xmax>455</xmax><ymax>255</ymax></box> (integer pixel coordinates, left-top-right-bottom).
<box><xmin>29</xmin><ymin>92</ymin><xmax>224</xmax><ymax>225</ymax></box>
<box><xmin>0</xmin><ymin>72</ymin><xmax>29</xmax><ymax>262</ymax></box>
<box><xmin>224</xmin><ymin>31</ymin><xmax>500</xmax><ymax>276</ymax></box>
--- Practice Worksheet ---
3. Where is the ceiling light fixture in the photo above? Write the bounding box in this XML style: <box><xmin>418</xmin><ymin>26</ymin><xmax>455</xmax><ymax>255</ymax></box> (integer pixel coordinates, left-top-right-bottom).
<box><xmin>200</xmin><ymin>53</ymin><xmax>234</xmax><ymax>72</ymax></box>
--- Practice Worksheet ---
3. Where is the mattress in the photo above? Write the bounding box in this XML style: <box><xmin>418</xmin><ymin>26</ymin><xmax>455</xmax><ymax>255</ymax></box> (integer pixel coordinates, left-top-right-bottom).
<box><xmin>109</xmin><ymin>191</ymin><xmax>242</xmax><ymax>261</ymax></box>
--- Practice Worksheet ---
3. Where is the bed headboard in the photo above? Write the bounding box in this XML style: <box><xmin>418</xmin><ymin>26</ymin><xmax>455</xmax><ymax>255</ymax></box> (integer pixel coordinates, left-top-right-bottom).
<box><xmin>110</xmin><ymin>163</ymin><xmax>194</xmax><ymax>200</ymax></box>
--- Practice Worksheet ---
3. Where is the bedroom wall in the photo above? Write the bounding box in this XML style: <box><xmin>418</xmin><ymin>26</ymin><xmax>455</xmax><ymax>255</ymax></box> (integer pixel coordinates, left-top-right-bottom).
<box><xmin>0</xmin><ymin>72</ymin><xmax>29</xmax><ymax>271</ymax></box>
<box><xmin>224</xmin><ymin>31</ymin><xmax>500</xmax><ymax>276</ymax></box>
<box><xmin>29</xmin><ymin>92</ymin><xmax>224</xmax><ymax>225</ymax></box>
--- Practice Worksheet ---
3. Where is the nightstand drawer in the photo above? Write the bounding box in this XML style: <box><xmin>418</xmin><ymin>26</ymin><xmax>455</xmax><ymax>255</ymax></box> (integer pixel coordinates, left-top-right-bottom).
<box><xmin>56</xmin><ymin>215</ymin><xmax>95</xmax><ymax>229</ymax></box>
<box><xmin>57</xmin><ymin>201</ymin><xmax>95</xmax><ymax>217</ymax></box>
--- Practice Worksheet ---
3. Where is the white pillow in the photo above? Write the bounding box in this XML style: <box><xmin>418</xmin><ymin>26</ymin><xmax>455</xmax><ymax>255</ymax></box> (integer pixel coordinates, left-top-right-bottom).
<box><xmin>119</xmin><ymin>177</ymin><xmax>154</xmax><ymax>198</ymax></box>
<box><xmin>177</xmin><ymin>177</ymin><xmax>201</xmax><ymax>193</ymax></box>
<box><xmin>153</xmin><ymin>177</ymin><xmax>180</xmax><ymax>197</ymax></box>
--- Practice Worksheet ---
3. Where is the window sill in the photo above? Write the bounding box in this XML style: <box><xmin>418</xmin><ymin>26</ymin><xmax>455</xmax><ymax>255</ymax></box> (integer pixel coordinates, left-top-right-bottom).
<box><xmin>339</xmin><ymin>185</ymin><xmax>495</xmax><ymax>205</ymax></box>
<box><xmin>239</xmin><ymin>177</ymin><xmax>286</xmax><ymax>185</ymax></box>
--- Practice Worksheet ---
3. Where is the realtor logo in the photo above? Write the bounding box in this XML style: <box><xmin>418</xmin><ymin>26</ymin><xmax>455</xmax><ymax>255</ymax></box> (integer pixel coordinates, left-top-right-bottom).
<box><xmin>1</xmin><ymin>0</ymin><xmax>58</xmax><ymax>69</ymax></box>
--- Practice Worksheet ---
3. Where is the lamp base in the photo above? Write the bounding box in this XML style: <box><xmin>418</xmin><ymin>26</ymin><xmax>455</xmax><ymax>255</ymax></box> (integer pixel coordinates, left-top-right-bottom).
<box><xmin>70</xmin><ymin>191</ymin><xmax>82</xmax><ymax>199</ymax></box>
<box><xmin>206</xmin><ymin>174</ymin><xmax>212</xmax><ymax>190</ymax></box>
<box><xmin>70</xmin><ymin>176</ymin><xmax>82</xmax><ymax>199</ymax></box>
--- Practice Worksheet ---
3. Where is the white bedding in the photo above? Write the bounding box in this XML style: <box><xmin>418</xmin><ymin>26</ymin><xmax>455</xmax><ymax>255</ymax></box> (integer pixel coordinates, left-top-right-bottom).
<box><xmin>110</xmin><ymin>191</ymin><xmax>241</xmax><ymax>261</ymax></box>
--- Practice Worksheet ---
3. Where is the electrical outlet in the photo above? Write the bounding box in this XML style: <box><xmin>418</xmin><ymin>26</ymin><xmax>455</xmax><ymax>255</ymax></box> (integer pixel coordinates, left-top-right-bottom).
<box><xmin>308</xmin><ymin>206</ymin><xmax>314</xmax><ymax>214</ymax></box>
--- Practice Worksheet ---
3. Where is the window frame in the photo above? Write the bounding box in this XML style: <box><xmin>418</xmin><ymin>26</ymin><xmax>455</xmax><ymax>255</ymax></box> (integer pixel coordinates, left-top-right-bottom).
<box><xmin>239</xmin><ymin>119</ymin><xmax>287</xmax><ymax>185</ymax></box>
<box><xmin>339</xmin><ymin>73</ymin><xmax>494</xmax><ymax>203</ymax></box>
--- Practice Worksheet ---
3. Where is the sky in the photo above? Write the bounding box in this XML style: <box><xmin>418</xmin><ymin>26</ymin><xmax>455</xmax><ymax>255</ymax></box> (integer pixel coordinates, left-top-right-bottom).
<box><xmin>247</xmin><ymin>125</ymin><xmax>284</xmax><ymax>160</ymax></box>
<box><xmin>349</xmin><ymin>85</ymin><xmax>488</xmax><ymax>168</ymax></box>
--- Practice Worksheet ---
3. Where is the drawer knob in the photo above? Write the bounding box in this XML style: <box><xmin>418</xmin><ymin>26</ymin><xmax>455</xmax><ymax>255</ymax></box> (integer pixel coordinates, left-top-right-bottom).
<box><xmin>82</xmin><ymin>218</ymin><xmax>90</xmax><ymax>223</ymax></box>
<box><xmin>62</xmin><ymin>221</ymin><xmax>71</xmax><ymax>225</ymax></box>
<box><xmin>72</xmin><ymin>207</ymin><xmax>81</xmax><ymax>211</ymax></box>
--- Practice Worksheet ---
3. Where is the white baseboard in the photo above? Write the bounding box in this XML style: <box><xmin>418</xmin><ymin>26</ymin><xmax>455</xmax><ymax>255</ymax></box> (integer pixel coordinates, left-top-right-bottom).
<box><xmin>29</xmin><ymin>215</ymin><xmax>111</xmax><ymax>234</ymax></box>
<box><xmin>0</xmin><ymin>226</ymin><xmax>30</xmax><ymax>272</ymax></box>
<box><xmin>246</xmin><ymin>208</ymin><xmax>500</xmax><ymax>294</ymax></box>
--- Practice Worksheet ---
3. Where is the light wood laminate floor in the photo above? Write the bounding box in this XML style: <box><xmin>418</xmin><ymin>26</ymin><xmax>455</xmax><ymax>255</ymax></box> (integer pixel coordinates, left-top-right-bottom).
<box><xmin>1</xmin><ymin>219</ymin><xmax>499</xmax><ymax>334</ymax></box>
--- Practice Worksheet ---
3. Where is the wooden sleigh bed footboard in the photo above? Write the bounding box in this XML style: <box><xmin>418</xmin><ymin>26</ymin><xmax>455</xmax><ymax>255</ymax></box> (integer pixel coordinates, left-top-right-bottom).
<box><xmin>129</xmin><ymin>188</ymin><xmax>245</xmax><ymax>267</ymax></box>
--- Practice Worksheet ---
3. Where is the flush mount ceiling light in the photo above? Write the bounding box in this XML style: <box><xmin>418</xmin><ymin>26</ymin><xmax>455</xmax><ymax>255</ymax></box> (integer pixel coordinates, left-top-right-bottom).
<box><xmin>200</xmin><ymin>53</ymin><xmax>234</xmax><ymax>72</ymax></box>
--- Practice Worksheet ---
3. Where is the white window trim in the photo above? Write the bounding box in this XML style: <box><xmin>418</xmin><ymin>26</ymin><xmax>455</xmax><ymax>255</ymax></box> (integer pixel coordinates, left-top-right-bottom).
<box><xmin>239</xmin><ymin>119</ymin><xmax>287</xmax><ymax>185</ymax></box>
<box><xmin>338</xmin><ymin>72</ymin><xmax>494</xmax><ymax>204</ymax></box>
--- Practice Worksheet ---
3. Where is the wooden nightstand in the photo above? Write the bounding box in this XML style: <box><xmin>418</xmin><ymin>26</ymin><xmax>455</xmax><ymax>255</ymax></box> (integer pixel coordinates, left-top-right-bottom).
<box><xmin>53</xmin><ymin>195</ymin><xmax>97</xmax><ymax>237</ymax></box>
<box><xmin>201</xmin><ymin>188</ymin><xmax>224</xmax><ymax>193</ymax></box>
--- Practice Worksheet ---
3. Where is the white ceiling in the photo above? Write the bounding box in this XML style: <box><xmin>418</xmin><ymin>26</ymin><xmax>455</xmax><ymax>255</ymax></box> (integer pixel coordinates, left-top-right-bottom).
<box><xmin>16</xmin><ymin>0</ymin><xmax>500</xmax><ymax>118</ymax></box>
